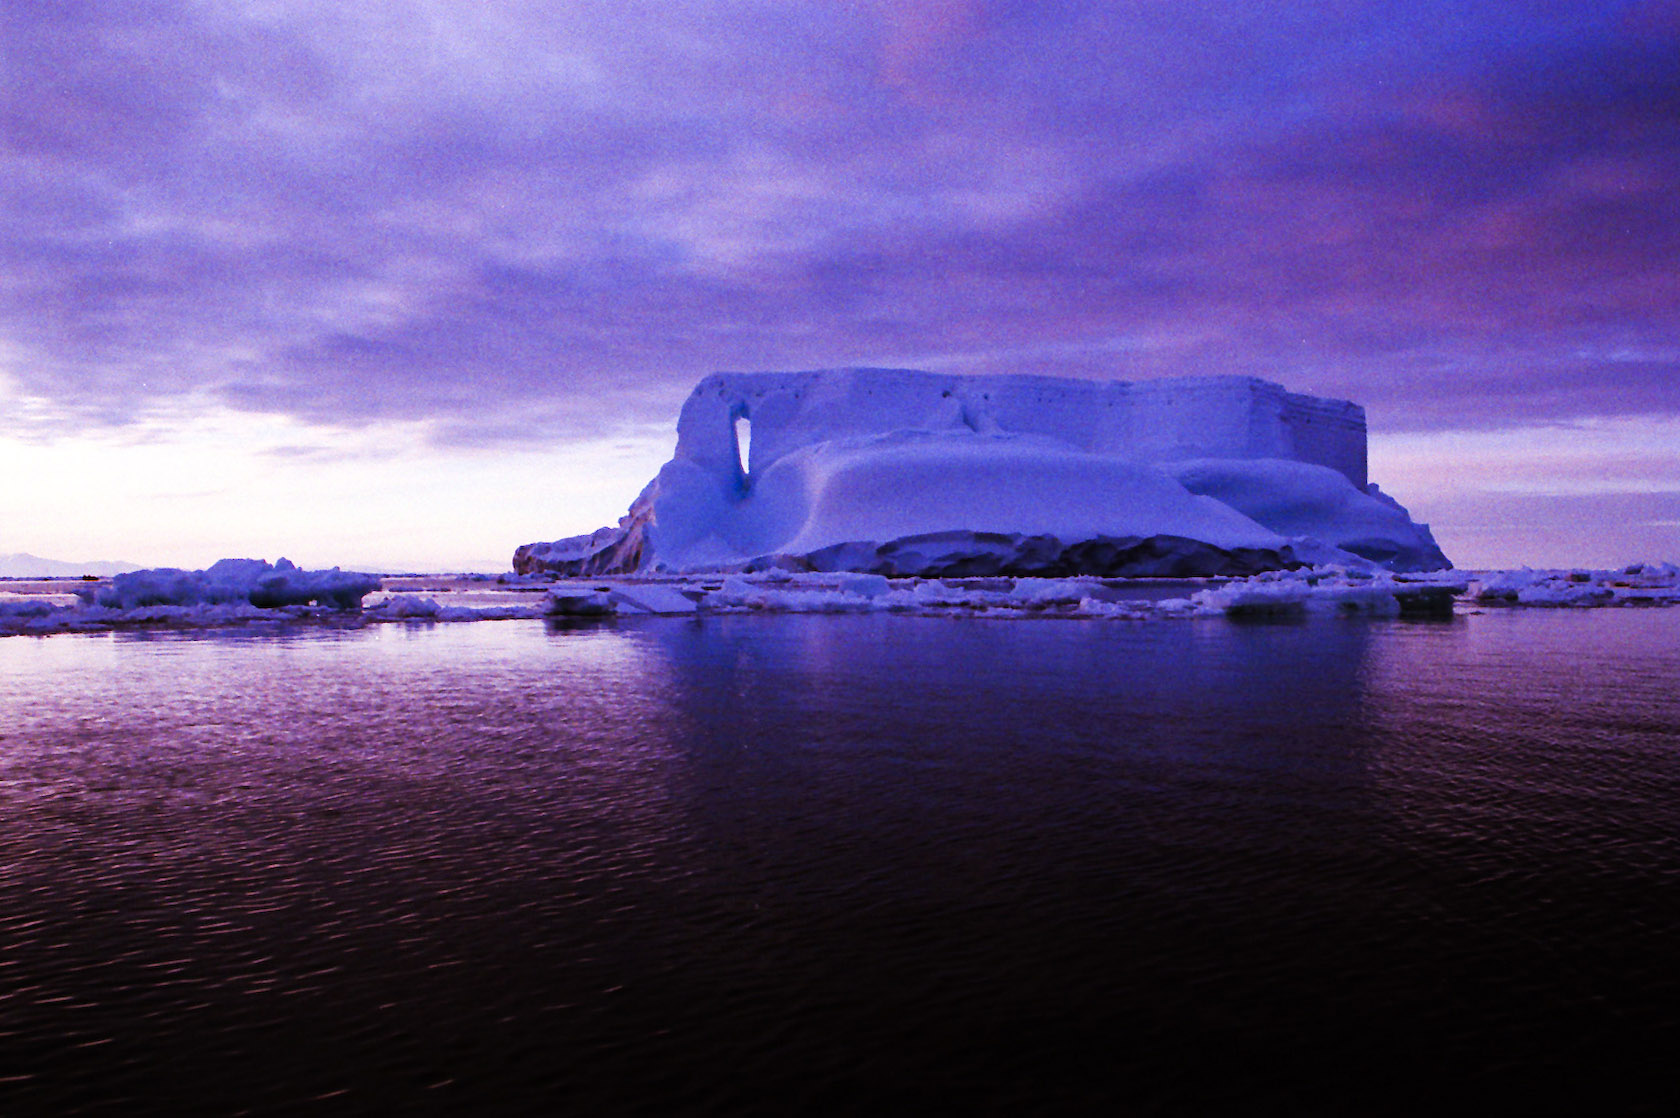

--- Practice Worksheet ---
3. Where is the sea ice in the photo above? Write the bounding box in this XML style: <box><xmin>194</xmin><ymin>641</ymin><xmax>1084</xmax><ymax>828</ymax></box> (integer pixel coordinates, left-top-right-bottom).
<box><xmin>1473</xmin><ymin>563</ymin><xmax>1680</xmax><ymax>607</ymax></box>
<box><xmin>5</xmin><ymin>563</ymin><xmax>1677</xmax><ymax>638</ymax></box>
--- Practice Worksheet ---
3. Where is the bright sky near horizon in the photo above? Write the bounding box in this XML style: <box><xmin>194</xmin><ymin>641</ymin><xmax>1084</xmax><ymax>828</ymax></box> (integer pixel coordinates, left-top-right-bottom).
<box><xmin>2</xmin><ymin>1</ymin><xmax>1676</xmax><ymax>571</ymax></box>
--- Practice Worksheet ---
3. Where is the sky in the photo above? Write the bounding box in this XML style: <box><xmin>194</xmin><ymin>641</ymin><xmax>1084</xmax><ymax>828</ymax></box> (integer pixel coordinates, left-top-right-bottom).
<box><xmin>2</xmin><ymin>0</ymin><xmax>1676</xmax><ymax>571</ymax></box>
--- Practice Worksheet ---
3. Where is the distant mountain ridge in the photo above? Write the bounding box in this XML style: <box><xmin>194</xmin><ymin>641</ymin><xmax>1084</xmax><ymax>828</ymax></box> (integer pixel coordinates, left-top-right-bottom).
<box><xmin>0</xmin><ymin>553</ymin><xmax>142</xmax><ymax>578</ymax></box>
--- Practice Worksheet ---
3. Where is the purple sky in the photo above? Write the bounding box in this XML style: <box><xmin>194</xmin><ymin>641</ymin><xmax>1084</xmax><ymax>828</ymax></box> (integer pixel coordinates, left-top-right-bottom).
<box><xmin>2</xmin><ymin>1</ymin><xmax>1676</xmax><ymax>569</ymax></box>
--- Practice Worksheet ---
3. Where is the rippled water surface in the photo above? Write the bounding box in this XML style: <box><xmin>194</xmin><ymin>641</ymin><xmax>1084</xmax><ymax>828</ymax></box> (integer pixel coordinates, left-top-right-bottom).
<box><xmin>3</xmin><ymin>611</ymin><xmax>1678</xmax><ymax>1114</ymax></box>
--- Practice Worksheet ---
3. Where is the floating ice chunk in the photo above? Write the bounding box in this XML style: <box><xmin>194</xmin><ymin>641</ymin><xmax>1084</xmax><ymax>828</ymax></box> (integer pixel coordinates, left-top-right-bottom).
<box><xmin>1189</xmin><ymin>567</ymin><xmax>1466</xmax><ymax>617</ymax></box>
<box><xmin>1193</xmin><ymin>576</ymin><xmax>1315</xmax><ymax>616</ymax></box>
<box><xmin>546</xmin><ymin>588</ymin><xmax>617</xmax><ymax>616</ymax></box>
<box><xmin>1011</xmin><ymin>579</ymin><xmax>1094</xmax><ymax>609</ymax></box>
<box><xmin>609</xmin><ymin>583</ymin><xmax>701</xmax><ymax>614</ymax></box>
<box><xmin>1071</xmin><ymin>596</ymin><xmax>1151</xmax><ymax>619</ymax></box>
<box><xmin>1472</xmin><ymin>565</ymin><xmax>1680</xmax><ymax>608</ymax></box>
<box><xmin>702</xmin><ymin>576</ymin><xmax>881</xmax><ymax>613</ymax></box>
<box><xmin>826</xmin><ymin>572</ymin><xmax>892</xmax><ymax>598</ymax></box>
<box><xmin>96</xmin><ymin>558</ymin><xmax>379</xmax><ymax>610</ymax></box>
<box><xmin>361</xmin><ymin>594</ymin><xmax>546</xmax><ymax>623</ymax></box>
<box><xmin>378</xmin><ymin>594</ymin><xmax>442</xmax><ymax>618</ymax></box>
<box><xmin>1474</xmin><ymin>568</ymin><xmax>1543</xmax><ymax>602</ymax></box>
<box><xmin>1518</xmin><ymin>583</ymin><xmax>1613</xmax><ymax>607</ymax></box>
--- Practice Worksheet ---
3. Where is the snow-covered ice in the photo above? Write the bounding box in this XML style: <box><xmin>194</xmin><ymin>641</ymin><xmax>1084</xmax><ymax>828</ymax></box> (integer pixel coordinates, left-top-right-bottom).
<box><xmin>94</xmin><ymin>558</ymin><xmax>380</xmax><ymax>610</ymax></box>
<box><xmin>537</xmin><ymin>567</ymin><xmax>1477</xmax><ymax>620</ymax></box>
<box><xmin>5</xmin><ymin>562</ymin><xmax>1677</xmax><ymax>637</ymax></box>
<box><xmin>0</xmin><ymin>559</ymin><xmax>382</xmax><ymax>636</ymax></box>
<box><xmin>1472</xmin><ymin>563</ymin><xmax>1680</xmax><ymax>608</ymax></box>
<box><xmin>516</xmin><ymin>369</ymin><xmax>1449</xmax><ymax>577</ymax></box>
<box><xmin>1166</xmin><ymin>459</ymin><xmax>1449</xmax><ymax>573</ymax></box>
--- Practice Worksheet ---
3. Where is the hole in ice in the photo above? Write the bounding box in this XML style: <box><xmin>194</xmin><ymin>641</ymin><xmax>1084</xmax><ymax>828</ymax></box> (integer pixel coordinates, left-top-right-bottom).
<box><xmin>734</xmin><ymin>414</ymin><xmax>752</xmax><ymax>476</ymax></box>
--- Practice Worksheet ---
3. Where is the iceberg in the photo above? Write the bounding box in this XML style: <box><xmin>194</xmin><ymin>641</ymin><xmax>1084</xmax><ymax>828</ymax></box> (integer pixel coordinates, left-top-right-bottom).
<box><xmin>517</xmin><ymin>369</ymin><xmax>1449</xmax><ymax>577</ymax></box>
<box><xmin>1165</xmin><ymin>459</ymin><xmax>1450</xmax><ymax>572</ymax></box>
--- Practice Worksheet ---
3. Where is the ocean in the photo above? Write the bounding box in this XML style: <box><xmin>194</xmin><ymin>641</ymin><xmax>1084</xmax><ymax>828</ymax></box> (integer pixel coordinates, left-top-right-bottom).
<box><xmin>2</xmin><ymin>609</ymin><xmax>1677</xmax><ymax>1114</ymax></box>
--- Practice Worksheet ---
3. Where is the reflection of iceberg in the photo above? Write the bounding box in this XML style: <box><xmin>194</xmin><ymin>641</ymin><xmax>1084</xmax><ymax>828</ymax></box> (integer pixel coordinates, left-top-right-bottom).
<box><xmin>515</xmin><ymin>369</ymin><xmax>1450</xmax><ymax>577</ymax></box>
<box><xmin>638</xmin><ymin>608</ymin><xmax>1379</xmax><ymax>782</ymax></box>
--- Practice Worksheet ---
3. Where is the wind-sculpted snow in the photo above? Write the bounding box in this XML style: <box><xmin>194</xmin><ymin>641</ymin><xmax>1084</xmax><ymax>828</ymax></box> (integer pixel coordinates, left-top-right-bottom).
<box><xmin>515</xmin><ymin>369</ymin><xmax>1447</xmax><ymax>577</ymax></box>
<box><xmin>1165</xmin><ymin>459</ymin><xmax>1450</xmax><ymax>573</ymax></box>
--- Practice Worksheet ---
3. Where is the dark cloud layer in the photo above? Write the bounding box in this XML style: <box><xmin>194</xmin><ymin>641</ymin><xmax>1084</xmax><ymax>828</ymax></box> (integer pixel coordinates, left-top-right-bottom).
<box><xmin>3</xmin><ymin>0</ymin><xmax>1677</xmax><ymax>442</ymax></box>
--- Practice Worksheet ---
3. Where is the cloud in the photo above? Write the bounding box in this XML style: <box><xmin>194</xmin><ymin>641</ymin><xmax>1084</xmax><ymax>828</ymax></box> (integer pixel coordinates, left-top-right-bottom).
<box><xmin>1</xmin><ymin>0</ymin><xmax>1676</xmax><ymax>448</ymax></box>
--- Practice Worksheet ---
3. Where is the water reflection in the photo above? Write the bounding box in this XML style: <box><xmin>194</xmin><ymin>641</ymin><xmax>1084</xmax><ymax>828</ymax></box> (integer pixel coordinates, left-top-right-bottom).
<box><xmin>642</xmin><ymin>611</ymin><xmax>1383</xmax><ymax>772</ymax></box>
<box><xmin>0</xmin><ymin>611</ymin><xmax>1676</xmax><ymax>1114</ymax></box>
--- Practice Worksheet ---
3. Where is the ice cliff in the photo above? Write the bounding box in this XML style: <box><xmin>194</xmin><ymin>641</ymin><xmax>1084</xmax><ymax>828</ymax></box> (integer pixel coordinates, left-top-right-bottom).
<box><xmin>515</xmin><ymin>369</ymin><xmax>1450</xmax><ymax>577</ymax></box>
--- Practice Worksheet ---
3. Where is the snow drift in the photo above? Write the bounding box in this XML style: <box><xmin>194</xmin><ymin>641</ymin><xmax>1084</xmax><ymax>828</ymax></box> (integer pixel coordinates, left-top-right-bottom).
<box><xmin>516</xmin><ymin>369</ymin><xmax>1449</xmax><ymax>577</ymax></box>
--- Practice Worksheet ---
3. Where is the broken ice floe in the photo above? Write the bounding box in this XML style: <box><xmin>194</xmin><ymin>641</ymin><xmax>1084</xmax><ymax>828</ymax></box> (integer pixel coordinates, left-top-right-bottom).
<box><xmin>538</xmin><ymin>566</ymin><xmax>1478</xmax><ymax>619</ymax></box>
<box><xmin>4</xmin><ymin>563</ymin><xmax>1676</xmax><ymax>637</ymax></box>
<box><xmin>1470</xmin><ymin>563</ymin><xmax>1680</xmax><ymax>608</ymax></box>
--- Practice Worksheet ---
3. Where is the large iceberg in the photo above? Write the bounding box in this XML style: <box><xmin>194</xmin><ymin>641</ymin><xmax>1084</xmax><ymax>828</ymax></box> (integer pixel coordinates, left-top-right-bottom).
<box><xmin>516</xmin><ymin>369</ymin><xmax>1449</xmax><ymax>577</ymax></box>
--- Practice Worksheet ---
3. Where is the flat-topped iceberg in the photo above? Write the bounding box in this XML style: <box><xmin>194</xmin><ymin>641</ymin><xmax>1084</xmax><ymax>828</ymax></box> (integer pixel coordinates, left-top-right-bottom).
<box><xmin>517</xmin><ymin>369</ymin><xmax>1449</xmax><ymax>576</ymax></box>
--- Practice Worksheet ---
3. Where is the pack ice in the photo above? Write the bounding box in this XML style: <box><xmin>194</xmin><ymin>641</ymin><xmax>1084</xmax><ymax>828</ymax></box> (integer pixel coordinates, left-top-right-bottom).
<box><xmin>516</xmin><ymin>369</ymin><xmax>1450</xmax><ymax>577</ymax></box>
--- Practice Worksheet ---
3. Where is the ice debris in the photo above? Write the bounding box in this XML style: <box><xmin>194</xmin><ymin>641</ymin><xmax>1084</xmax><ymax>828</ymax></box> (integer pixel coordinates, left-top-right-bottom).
<box><xmin>1471</xmin><ymin>563</ymin><xmax>1680</xmax><ymax>608</ymax></box>
<box><xmin>367</xmin><ymin>594</ymin><xmax>535</xmax><ymax>622</ymax></box>
<box><xmin>541</xmin><ymin>567</ymin><xmax>1478</xmax><ymax>619</ymax></box>
<box><xmin>6</xmin><ymin>563</ymin><xmax>1676</xmax><ymax>638</ymax></box>
<box><xmin>1189</xmin><ymin>568</ymin><xmax>1469</xmax><ymax>617</ymax></box>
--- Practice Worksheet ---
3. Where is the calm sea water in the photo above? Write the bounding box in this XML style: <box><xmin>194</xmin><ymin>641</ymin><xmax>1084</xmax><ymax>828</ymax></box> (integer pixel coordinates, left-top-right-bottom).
<box><xmin>2</xmin><ymin>611</ymin><xmax>1677</xmax><ymax>1115</ymax></box>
